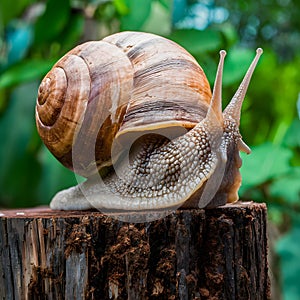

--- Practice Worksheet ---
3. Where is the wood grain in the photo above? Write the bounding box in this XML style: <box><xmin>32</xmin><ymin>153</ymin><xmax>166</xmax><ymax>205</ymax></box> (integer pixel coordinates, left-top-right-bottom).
<box><xmin>0</xmin><ymin>202</ymin><xmax>270</xmax><ymax>299</ymax></box>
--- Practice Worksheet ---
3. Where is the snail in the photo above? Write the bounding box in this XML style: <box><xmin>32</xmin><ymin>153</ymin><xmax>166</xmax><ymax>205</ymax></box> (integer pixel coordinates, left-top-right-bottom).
<box><xmin>35</xmin><ymin>31</ymin><xmax>262</xmax><ymax>212</ymax></box>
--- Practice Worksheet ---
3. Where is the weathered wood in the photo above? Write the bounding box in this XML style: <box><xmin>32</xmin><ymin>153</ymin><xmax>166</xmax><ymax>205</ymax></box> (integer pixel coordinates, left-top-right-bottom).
<box><xmin>0</xmin><ymin>202</ymin><xmax>270</xmax><ymax>300</ymax></box>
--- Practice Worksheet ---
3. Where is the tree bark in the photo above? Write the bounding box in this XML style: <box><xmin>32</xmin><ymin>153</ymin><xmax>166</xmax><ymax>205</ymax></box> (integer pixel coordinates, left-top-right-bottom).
<box><xmin>0</xmin><ymin>202</ymin><xmax>270</xmax><ymax>300</ymax></box>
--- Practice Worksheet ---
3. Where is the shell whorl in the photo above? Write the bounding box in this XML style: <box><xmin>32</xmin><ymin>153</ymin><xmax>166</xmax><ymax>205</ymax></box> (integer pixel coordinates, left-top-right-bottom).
<box><xmin>36</xmin><ymin>54</ymin><xmax>90</xmax><ymax>166</ymax></box>
<box><xmin>36</xmin><ymin>32</ymin><xmax>212</xmax><ymax>177</ymax></box>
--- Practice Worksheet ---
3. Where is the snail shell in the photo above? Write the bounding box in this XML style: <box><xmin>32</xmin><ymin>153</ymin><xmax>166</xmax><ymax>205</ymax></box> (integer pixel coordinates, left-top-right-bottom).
<box><xmin>35</xmin><ymin>31</ymin><xmax>262</xmax><ymax>211</ymax></box>
<box><xmin>36</xmin><ymin>31</ymin><xmax>211</xmax><ymax>177</ymax></box>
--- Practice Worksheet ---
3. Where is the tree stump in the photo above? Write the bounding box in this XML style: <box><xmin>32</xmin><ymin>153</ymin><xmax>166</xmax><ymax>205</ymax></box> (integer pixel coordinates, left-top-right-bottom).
<box><xmin>0</xmin><ymin>202</ymin><xmax>270</xmax><ymax>300</ymax></box>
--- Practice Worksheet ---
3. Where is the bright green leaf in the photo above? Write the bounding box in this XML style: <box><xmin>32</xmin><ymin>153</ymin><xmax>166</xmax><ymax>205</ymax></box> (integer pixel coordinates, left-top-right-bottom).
<box><xmin>282</xmin><ymin>119</ymin><xmax>300</xmax><ymax>148</ymax></box>
<box><xmin>168</xmin><ymin>29</ymin><xmax>222</xmax><ymax>55</ymax></box>
<box><xmin>113</xmin><ymin>0</ymin><xmax>129</xmax><ymax>15</ymax></box>
<box><xmin>217</xmin><ymin>23</ymin><xmax>238</xmax><ymax>47</ymax></box>
<box><xmin>270</xmin><ymin>167</ymin><xmax>300</xmax><ymax>203</ymax></box>
<box><xmin>142</xmin><ymin>0</ymin><xmax>171</xmax><ymax>35</ymax></box>
<box><xmin>0</xmin><ymin>59</ymin><xmax>56</xmax><ymax>89</ymax></box>
<box><xmin>223</xmin><ymin>47</ymin><xmax>257</xmax><ymax>86</ymax></box>
<box><xmin>240</xmin><ymin>142</ymin><xmax>293</xmax><ymax>188</ymax></box>
<box><xmin>120</xmin><ymin>0</ymin><xmax>152</xmax><ymax>30</ymax></box>
<box><xmin>158</xmin><ymin>0</ymin><xmax>171</xmax><ymax>10</ymax></box>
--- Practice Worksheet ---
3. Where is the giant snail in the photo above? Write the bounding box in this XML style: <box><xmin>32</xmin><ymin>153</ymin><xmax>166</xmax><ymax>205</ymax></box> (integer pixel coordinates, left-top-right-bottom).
<box><xmin>35</xmin><ymin>31</ymin><xmax>262</xmax><ymax>216</ymax></box>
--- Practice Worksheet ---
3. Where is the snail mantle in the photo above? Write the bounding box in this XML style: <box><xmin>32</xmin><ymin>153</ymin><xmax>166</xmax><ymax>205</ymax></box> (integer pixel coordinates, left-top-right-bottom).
<box><xmin>0</xmin><ymin>202</ymin><xmax>270</xmax><ymax>299</ymax></box>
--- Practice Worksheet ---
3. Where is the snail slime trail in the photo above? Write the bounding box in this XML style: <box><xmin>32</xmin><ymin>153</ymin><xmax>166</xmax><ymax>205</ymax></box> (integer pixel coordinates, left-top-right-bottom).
<box><xmin>35</xmin><ymin>31</ymin><xmax>262</xmax><ymax>219</ymax></box>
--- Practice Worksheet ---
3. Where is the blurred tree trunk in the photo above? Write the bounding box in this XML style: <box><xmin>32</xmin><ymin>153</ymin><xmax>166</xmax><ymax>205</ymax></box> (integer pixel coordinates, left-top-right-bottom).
<box><xmin>0</xmin><ymin>202</ymin><xmax>270</xmax><ymax>299</ymax></box>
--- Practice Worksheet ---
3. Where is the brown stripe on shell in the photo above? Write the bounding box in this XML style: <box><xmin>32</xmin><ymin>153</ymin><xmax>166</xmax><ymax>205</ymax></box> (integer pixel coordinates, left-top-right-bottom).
<box><xmin>119</xmin><ymin>34</ymin><xmax>211</xmax><ymax>104</ymax></box>
<box><xmin>132</xmin><ymin>58</ymin><xmax>210</xmax><ymax>99</ymax></box>
<box><xmin>36</xmin><ymin>54</ymin><xmax>90</xmax><ymax>159</ymax></box>
<box><xmin>104</xmin><ymin>32</ymin><xmax>211</xmax><ymax>104</ymax></box>
<box><xmin>104</xmin><ymin>32</ymin><xmax>212</xmax><ymax>142</ymax></box>
<box><xmin>60</xmin><ymin>41</ymin><xmax>134</xmax><ymax>176</ymax></box>
<box><xmin>121</xmin><ymin>99</ymin><xmax>208</xmax><ymax>130</ymax></box>
<box><xmin>36</xmin><ymin>67</ymin><xmax>67</xmax><ymax>126</ymax></box>
<box><xmin>37</xmin><ymin>32</ymin><xmax>214</xmax><ymax>177</ymax></box>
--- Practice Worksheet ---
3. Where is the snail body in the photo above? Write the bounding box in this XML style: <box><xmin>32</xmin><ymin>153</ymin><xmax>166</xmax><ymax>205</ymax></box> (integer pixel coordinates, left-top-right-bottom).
<box><xmin>35</xmin><ymin>31</ymin><xmax>262</xmax><ymax>212</ymax></box>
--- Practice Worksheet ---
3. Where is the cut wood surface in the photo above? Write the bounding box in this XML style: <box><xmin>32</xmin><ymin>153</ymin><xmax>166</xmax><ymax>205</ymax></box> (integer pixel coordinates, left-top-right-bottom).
<box><xmin>0</xmin><ymin>202</ymin><xmax>270</xmax><ymax>300</ymax></box>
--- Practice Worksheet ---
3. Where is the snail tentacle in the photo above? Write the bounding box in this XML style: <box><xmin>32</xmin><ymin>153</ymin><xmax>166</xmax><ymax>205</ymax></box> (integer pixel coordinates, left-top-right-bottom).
<box><xmin>223</xmin><ymin>48</ymin><xmax>263</xmax><ymax>125</ymax></box>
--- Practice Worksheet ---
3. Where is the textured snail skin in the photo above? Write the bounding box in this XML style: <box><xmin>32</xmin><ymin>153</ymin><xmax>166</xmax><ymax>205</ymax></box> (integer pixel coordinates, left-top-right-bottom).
<box><xmin>35</xmin><ymin>31</ymin><xmax>262</xmax><ymax>211</ymax></box>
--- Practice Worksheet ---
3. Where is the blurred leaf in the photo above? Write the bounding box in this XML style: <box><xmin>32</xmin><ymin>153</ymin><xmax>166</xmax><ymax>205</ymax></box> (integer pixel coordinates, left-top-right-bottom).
<box><xmin>240</xmin><ymin>142</ymin><xmax>293</xmax><ymax>188</ymax></box>
<box><xmin>158</xmin><ymin>0</ymin><xmax>171</xmax><ymax>10</ymax></box>
<box><xmin>196</xmin><ymin>53</ymin><xmax>219</xmax><ymax>88</ymax></box>
<box><xmin>120</xmin><ymin>0</ymin><xmax>152</xmax><ymax>30</ymax></box>
<box><xmin>0</xmin><ymin>0</ymin><xmax>32</xmax><ymax>26</ymax></box>
<box><xmin>223</xmin><ymin>47</ymin><xmax>257</xmax><ymax>86</ymax></box>
<box><xmin>0</xmin><ymin>59</ymin><xmax>56</xmax><ymax>89</ymax></box>
<box><xmin>270</xmin><ymin>58</ymin><xmax>300</xmax><ymax>137</ymax></box>
<box><xmin>270</xmin><ymin>167</ymin><xmax>300</xmax><ymax>204</ymax></box>
<box><xmin>297</xmin><ymin>93</ymin><xmax>300</xmax><ymax>120</ymax></box>
<box><xmin>168</xmin><ymin>29</ymin><xmax>222</xmax><ymax>55</ymax></box>
<box><xmin>217</xmin><ymin>23</ymin><xmax>238</xmax><ymax>47</ymax></box>
<box><xmin>276</xmin><ymin>222</ymin><xmax>300</xmax><ymax>300</ymax></box>
<box><xmin>282</xmin><ymin>119</ymin><xmax>300</xmax><ymax>148</ymax></box>
<box><xmin>267</xmin><ymin>205</ymin><xmax>284</xmax><ymax>225</ymax></box>
<box><xmin>113</xmin><ymin>0</ymin><xmax>129</xmax><ymax>15</ymax></box>
<box><xmin>0</xmin><ymin>81</ymin><xmax>41</xmax><ymax>207</ymax></box>
<box><xmin>37</xmin><ymin>146</ymin><xmax>81</xmax><ymax>205</ymax></box>
<box><xmin>0</xmin><ymin>89</ymin><xmax>6</xmax><ymax>113</ymax></box>
<box><xmin>58</xmin><ymin>13</ymin><xmax>84</xmax><ymax>52</ymax></box>
<box><xmin>34</xmin><ymin>0</ymin><xmax>70</xmax><ymax>44</ymax></box>
<box><xmin>143</xmin><ymin>0</ymin><xmax>171</xmax><ymax>35</ymax></box>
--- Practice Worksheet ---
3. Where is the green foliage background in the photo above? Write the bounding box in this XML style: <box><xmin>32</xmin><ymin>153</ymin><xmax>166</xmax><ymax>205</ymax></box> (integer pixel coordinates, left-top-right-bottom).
<box><xmin>0</xmin><ymin>0</ymin><xmax>299</xmax><ymax>298</ymax></box>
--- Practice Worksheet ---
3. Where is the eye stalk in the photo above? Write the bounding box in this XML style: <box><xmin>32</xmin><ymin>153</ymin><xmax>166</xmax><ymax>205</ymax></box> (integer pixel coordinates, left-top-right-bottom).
<box><xmin>206</xmin><ymin>50</ymin><xmax>226</xmax><ymax>124</ymax></box>
<box><xmin>205</xmin><ymin>48</ymin><xmax>262</xmax><ymax>155</ymax></box>
<box><xmin>223</xmin><ymin>48</ymin><xmax>263</xmax><ymax>125</ymax></box>
<box><xmin>223</xmin><ymin>48</ymin><xmax>263</xmax><ymax>156</ymax></box>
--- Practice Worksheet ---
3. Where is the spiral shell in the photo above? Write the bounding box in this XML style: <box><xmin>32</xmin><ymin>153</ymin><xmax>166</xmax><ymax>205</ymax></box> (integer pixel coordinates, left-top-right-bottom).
<box><xmin>36</xmin><ymin>31</ymin><xmax>212</xmax><ymax>177</ymax></box>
